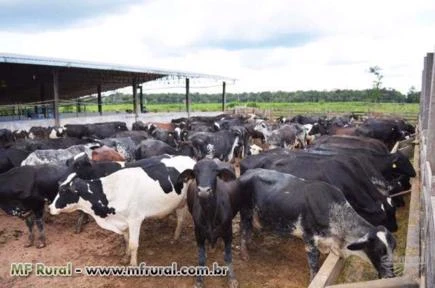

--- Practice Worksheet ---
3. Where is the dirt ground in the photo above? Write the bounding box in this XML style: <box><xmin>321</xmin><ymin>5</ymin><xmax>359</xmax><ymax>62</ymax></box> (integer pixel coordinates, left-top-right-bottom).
<box><xmin>0</xmin><ymin>209</ymin><xmax>313</xmax><ymax>288</ymax></box>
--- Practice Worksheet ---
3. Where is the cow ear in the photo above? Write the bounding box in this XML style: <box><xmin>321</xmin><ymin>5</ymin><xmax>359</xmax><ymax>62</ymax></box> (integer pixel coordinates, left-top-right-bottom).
<box><xmin>177</xmin><ymin>169</ymin><xmax>195</xmax><ymax>183</ymax></box>
<box><xmin>217</xmin><ymin>168</ymin><xmax>236</xmax><ymax>182</ymax></box>
<box><xmin>347</xmin><ymin>235</ymin><xmax>369</xmax><ymax>251</ymax></box>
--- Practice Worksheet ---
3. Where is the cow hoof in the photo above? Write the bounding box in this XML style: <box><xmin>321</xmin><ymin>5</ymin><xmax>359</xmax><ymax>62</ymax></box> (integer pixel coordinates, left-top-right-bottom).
<box><xmin>36</xmin><ymin>242</ymin><xmax>46</xmax><ymax>249</ymax></box>
<box><xmin>24</xmin><ymin>241</ymin><xmax>33</xmax><ymax>248</ymax></box>
<box><xmin>193</xmin><ymin>281</ymin><xmax>205</xmax><ymax>288</ymax></box>
<box><xmin>228</xmin><ymin>279</ymin><xmax>239</xmax><ymax>288</ymax></box>
<box><xmin>240</xmin><ymin>250</ymin><xmax>249</xmax><ymax>261</ymax></box>
<box><xmin>120</xmin><ymin>256</ymin><xmax>130</xmax><ymax>265</ymax></box>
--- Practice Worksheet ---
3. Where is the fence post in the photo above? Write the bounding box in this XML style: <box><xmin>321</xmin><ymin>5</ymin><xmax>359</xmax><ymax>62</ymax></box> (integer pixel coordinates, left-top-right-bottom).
<box><xmin>427</xmin><ymin>50</ymin><xmax>435</xmax><ymax>171</ymax></box>
<box><xmin>422</xmin><ymin>53</ymin><xmax>434</xmax><ymax>130</ymax></box>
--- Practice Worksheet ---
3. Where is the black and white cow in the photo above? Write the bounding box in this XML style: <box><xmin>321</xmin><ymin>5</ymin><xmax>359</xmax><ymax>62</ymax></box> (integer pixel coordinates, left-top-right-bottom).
<box><xmin>239</xmin><ymin>169</ymin><xmax>396</xmax><ymax>280</ymax></box>
<box><xmin>178</xmin><ymin>159</ymin><xmax>241</xmax><ymax>288</ymax></box>
<box><xmin>189</xmin><ymin>127</ymin><xmax>248</xmax><ymax>161</ymax></box>
<box><xmin>96</xmin><ymin>137</ymin><xmax>138</xmax><ymax>162</ymax></box>
<box><xmin>21</xmin><ymin>144</ymin><xmax>98</xmax><ymax>166</ymax></box>
<box><xmin>49</xmin><ymin>155</ymin><xmax>196</xmax><ymax>266</ymax></box>
<box><xmin>28</xmin><ymin>126</ymin><xmax>66</xmax><ymax>139</ymax></box>
<box><xmin>254</xmin><ymin>122</ymin><xmax>307</xmax><ymax>149</ymax></box>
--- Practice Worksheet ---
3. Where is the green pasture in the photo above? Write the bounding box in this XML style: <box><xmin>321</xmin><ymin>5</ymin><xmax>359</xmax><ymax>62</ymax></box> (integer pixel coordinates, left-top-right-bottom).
<box><xmin>63</xmin><ymin>101</ymin><xmax>419</xmax><ymax>115</ymax></box>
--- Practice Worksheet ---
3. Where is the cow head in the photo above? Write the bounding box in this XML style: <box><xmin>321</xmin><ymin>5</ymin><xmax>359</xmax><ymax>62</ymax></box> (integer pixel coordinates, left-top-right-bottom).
<box><xmin>177</xmin><ymin>159</ymin><xmax>236</xmax><ymax>199</ymax></box>
<box><xmin>347</xmin><ymin>226</ymin><xmax>396</xmax><ymax>278</ymax></box>
<box><xmin>247</xmin><ymin>144</ymin><xmax>263</xmax><ymax>155</ymax></box>
<box><xmin>65</xmin><ymin>152</ymin><xmax>95</xmax><ymax>179</ymax></box>
<box><xmin>231</xmin><ymin>126</ymin><xmax>248</xmax><ymax>159</ymax></box>
<box><xmin>50</xmin><ymin>173</ymin><xmax>80</xmax><ymax>214</ymax></box>
<box><xmin>390</xmin><ymin>151</ymin><xmax>416</xmax><ymax>178</ymax></box>
<box><xmin>50</xmin><ymin>177</ymin><xmax>115</xmax><ymax>218</ymax></box>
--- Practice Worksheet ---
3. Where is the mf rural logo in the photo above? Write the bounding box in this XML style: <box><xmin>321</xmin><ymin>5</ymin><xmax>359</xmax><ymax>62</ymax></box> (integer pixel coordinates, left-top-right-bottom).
<box><xmin>11</xmin><ymin>262</ymin><xmax>73</xmax><ymax>277</ymax></box>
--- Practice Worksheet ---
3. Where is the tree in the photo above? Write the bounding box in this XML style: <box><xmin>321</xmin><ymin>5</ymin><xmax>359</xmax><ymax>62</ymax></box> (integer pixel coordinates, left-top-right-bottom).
<box><xmin>406</xmin><ymin>86</ymin><xmax>420</xmax><ymax>103</ymax></box>
<box><xmin>368</xmin><ymin>66</ymin><xmax>383</xmax><ymax>102</ymax></box>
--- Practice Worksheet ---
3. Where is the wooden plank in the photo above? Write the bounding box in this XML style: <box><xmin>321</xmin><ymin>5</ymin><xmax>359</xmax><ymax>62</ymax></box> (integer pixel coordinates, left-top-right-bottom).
<box><xmin>308</xmin><ymin>253</ymin><xmax>344</xmax><ymax>288</ymax></box>
<box><xmin>404</xmin><ymin>140</ymin><xmax>421</xmax><ymax>278</ymax></box>
<box><xmin>326</xmin><ymin>276</ymin><xmax>419</xmax><ymax>288</ymax></box>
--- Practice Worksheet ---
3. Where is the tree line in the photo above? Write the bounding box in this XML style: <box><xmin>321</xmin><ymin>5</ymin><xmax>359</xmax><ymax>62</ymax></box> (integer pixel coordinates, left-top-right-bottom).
<box><xmin>100</xmin><ymin>88</ymin><xmax>420</xmax><ymax>104</ymax></box>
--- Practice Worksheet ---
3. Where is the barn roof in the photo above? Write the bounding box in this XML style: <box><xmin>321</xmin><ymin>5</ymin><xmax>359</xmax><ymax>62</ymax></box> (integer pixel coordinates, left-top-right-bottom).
<box><xmin>0</xmin><ymin>53</ymin><xmax>234</xmax><ymax>105</ymax></box>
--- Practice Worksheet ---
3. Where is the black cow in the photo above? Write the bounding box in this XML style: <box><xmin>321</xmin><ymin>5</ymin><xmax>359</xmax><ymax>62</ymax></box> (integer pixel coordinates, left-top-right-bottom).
<box><xmin>239</xmin><ymin>169</ymin><xmax>396</xmax><ymax>280</ymax></box>
<box><xmin>0</xmin><ymin>129</ymin><xmax>14</xmax><ymax>147</ymax></box>
<box><xmin>65</xmin><ymin>122</ymin><xmax>127</xmax><ymax>139</ymax></box>
<box><xmin>309</xmin><ymin>135</ymin><xmax>415</xmax><ymax>206</ymax></box>
<box><xmin>355</xmin><ymin>118</ymin><xmax>405</xmax><ymax>149</ymax></box>
<box><xmin>135</xmin><ymin>139</ymin><xmax>195</xmax><ymax>160</ymax></box>
<box><xmin>0</xmin><ymin>148</ymin><xmax>30</xmax><ymax>173</ymax></box>
<box><xmin>0</xmin><ymin>164</ymin><xmax>70</xmax><ymax>248</ymax></box>
<box><xmin>240</xmin><ymin>151</ymin><xmax>398</xmax><ymax>232</ymax></box>
<box><xmin>178</xmin><ymin>159</ymin><xmax>240</xmax><ymax>288</ymax></box>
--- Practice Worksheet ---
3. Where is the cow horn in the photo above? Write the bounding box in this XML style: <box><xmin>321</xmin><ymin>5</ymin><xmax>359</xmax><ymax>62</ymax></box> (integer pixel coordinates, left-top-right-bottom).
<box><xmin>391</xmin><ymin>141</ymin><xmax>400</xmax><ymax>154</ymax></box>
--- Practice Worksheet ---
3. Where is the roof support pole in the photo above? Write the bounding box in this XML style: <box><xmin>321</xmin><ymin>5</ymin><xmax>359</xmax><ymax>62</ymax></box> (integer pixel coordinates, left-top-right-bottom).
<box><xmin>97</xmin><ymin>84</ymin><xmax>102</xmax><ymax>116</ymax></box>
<box><xmin>185</xmin><ymin>78</ymin><xmax>190</xmax><ymax>119</ymax></box>
<box><xmin>139</xmin><ymin>85</ymin><xmax>144</xmax><ymax>113</ymax></box>
<box><xmin>222</xmin><ymin>81</ymin><xmax>226</xmax><ymax>112</ymax></box>
<box><xmin>52</xmin><ymin>70</ymin><xmax>60</xmax><ymax>127</ymax></box>
<box><xmin>40</xmin><ymin>83</ymin><xmax>46</xmax><ymax>118</ymax></box>
<box><xmin>132</xmin><ymin>78</ymin><xmax>139</xmax><ymax>120</ymax></box>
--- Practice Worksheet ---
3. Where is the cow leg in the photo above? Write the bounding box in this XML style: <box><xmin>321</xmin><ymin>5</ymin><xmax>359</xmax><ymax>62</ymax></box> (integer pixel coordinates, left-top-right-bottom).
<box><xmin>75</xmin><ymin>212</ymin><xmax>89</xmax><ymax>234</ymax></box>
<box><xmin>35</xmin><ymin>217</ymin><xmax>46</xmax><ymax>248</ymax></box>
<box><xmin>194</xmin><ymin>227</ymin><xmax>206</xmax><ymax>288</ymax></box>
<box><xmin>223</xmin><ymin>231</ymin><xmax>238</xmax><ymax>288</ymax></box>
<box><xmin>173</xmin><ymin>206</ymin><xmax>187</xmax><ymax>242</ymax></box>
<box><xmin>304</xmin><ymin>239</ymin><xmax>320</xmax><ymax>281</ymax></box>
<box><xmin>123</xmin><ymin>231</ymin><xmax>130</xmax><ymax>256</ymax></box>
<box><xmin>126</xmin><ymin>220</ymin><xmax>142</xmax><ymax>266</ymax></box>
<box><xmin>24</xmin><ymin>215</ymin><xmax>34</xmax><ymax>247</ymax></box>
<box><xmin>33</xmin><ymin>208</ymin><xmax>46</xmax><ymax>248</ymax></box>
<box><xmin>239</xmin><ymin>207</ymin><xmax>253</xmax><ymax>261</ymax></box>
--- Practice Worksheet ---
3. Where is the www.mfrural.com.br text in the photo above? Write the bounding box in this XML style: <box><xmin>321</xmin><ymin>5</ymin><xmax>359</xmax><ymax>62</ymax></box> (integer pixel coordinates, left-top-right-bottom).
<box><xmin>10</xmin><ymin>262</ymin><xmax>228</xmax><ymax>277</ymax></box>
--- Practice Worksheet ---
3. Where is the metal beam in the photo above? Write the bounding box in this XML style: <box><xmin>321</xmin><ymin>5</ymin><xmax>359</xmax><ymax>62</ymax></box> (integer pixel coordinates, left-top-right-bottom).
<box><xmin>97</xmin><ymin>84</ymin><xmax>102</xmax><ymax>115</ymax></box>
<box><xmin>139</xmin><ymin>85</ymin><xmax>144</xmax><ymax>113</ymax></box>
<box><xmin>185</xmin><ymin>78</ymin><xmax>190</xmax><ymax>118</ymax></box>
<box><xmin>222</xmin><ymin>81</ymin><xmax>226</xmax><ymax>112</ymax></box>
<box><xmin>53</xmin><ymin>70</ymin><xmax>60</xmax><ymax>126</ymax></box>
<box><xmin>132</xmin><ymin>78</ymin><xmax>139</xmax><ymax>119</ymax></box>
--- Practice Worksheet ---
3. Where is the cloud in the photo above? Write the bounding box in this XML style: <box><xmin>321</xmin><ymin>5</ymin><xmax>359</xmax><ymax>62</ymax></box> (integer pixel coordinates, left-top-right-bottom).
<box><xmin>0</xmin><ymin>0</ymin><xmax>434</xmax><ymax>95</ymax></box>
<box><xmin>0</xmin><ymin>0</ymin><xmax>143</xmax><ymax>31</ymax></box>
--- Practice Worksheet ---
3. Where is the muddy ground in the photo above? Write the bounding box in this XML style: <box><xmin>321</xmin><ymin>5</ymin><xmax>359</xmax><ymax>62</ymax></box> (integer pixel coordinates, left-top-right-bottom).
<box><xmin>0</xmin><ymin>209</ymin><xmax>313</xmax><ymax>288</ymax></box>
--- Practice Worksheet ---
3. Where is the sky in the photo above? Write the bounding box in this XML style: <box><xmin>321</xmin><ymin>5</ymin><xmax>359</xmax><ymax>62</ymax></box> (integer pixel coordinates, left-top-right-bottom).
<box><xmin>1</xmin><ymin>0</ymin><xmax>434</xmax><ymax>94</ymax></box>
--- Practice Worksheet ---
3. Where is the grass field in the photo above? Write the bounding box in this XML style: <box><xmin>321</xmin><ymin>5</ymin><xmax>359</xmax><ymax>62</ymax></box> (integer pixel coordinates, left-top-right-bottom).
<box><xmin>67</xmin><ymin>101</ymin><xmax>419</xmax><ymax>115</ymax></box>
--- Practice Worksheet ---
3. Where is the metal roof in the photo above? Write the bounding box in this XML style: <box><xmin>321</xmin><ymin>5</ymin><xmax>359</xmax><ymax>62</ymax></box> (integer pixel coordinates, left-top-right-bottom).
<box><xmin>0</xmin><ymin>53</ymin><xmax>235</xmax><ymax>105</ymax></box>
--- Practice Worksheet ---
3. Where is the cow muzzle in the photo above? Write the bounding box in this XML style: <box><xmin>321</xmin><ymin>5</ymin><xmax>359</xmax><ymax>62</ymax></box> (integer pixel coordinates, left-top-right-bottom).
<box><xmin>197</xmin><ymin>186</ymin><xmax>212</xmax><ymax>198</ymax></box>
<box><xmin>48</xmin><ymin>203</ymin><xmax>60</xmax><ymax>215</ymax></box>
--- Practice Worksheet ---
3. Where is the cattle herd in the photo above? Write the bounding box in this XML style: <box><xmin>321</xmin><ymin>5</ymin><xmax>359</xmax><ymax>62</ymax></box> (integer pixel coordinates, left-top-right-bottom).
<box><xmin>0</xmin><ymin>112</ymin><xmax>416</xmax><ymax>287</ymax></box>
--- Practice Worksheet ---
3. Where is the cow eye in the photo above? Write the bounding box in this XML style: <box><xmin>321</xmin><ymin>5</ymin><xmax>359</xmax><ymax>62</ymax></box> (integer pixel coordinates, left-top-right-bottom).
<box><xmin>392</xmin><ymin>163</ymin><xmax>397</xmax><ymax>168</ymax></box>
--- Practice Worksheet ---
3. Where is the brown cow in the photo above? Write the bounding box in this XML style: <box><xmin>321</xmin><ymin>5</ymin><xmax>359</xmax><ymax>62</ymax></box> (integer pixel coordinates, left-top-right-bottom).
<box><xmin>91</xmin><ymin>146</ymin><xmax>125</xmax><ymax>162</ymax></box>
